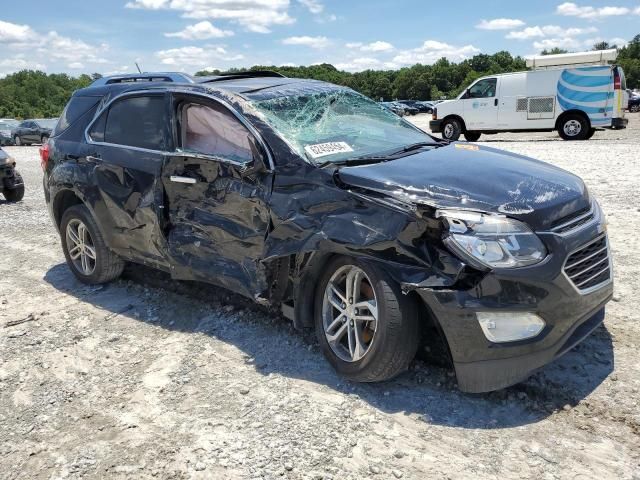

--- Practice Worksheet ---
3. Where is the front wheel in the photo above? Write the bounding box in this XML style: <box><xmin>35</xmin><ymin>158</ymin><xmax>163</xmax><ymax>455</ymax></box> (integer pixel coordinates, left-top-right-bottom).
<box><xmin>13</xmin><ymin>136</ymin><xmax>21</xmax><ymax>146</ymax></box>
<box><xmin>315</xmin><ymin>257</ymin><xmax>419</xmax><ymax>382</ymax></box>
<box><xmin>558</xmin><ymin>114</ymin><xmax>589</xmax><ymax>140</ymax></box>
<box><xmin>464</xmin><ymin>131</ymin><xmax>481</xmax><ymax>142</ymax></box>
<box><xmin>441</xmin><ymin>118</ymin><xmax>462</xmax><ymax>141</ymax></box>
<box><xmin>60</xmin><ymin>205</ymin><xmax>125</xmax><ymax>284</ymax></box>
<box><xmin>630</xmin><ymin>104</ymin><xmax>640</xmax><ymax>113</ymax></box>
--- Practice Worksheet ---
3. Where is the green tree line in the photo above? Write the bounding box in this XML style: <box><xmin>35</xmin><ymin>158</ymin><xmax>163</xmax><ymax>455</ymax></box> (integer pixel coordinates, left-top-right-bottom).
<box><xmin>0</xmin><ymin>35</ymin><xmax>638</xmax><ymax>119</ymax></box>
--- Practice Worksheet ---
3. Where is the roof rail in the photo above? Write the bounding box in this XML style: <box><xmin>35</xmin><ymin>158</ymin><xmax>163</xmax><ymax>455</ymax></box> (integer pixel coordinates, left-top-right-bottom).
<box><xmin>197</xmin><ymin>70</ymin><xmax>286</xmax><ymax>83</ymax></box>
<box><xmin>90</xmin><ymin>72</ymin><xmax>196</xmax><ymax>86</ymax></box>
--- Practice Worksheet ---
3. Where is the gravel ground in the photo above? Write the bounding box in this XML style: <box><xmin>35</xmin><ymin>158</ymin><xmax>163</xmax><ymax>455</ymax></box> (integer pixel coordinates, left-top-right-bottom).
<box><xmin>1</xmin><ymin>115</ymin><xmax>639</xmax><ymax>480</ymax></box>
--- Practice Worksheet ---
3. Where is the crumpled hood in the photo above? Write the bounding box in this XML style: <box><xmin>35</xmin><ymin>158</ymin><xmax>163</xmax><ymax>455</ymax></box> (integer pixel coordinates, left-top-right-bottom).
<box><xmin>337</xmin><ymin>143</ymin><xmax>590</xmax><ymax>231</ymax></box>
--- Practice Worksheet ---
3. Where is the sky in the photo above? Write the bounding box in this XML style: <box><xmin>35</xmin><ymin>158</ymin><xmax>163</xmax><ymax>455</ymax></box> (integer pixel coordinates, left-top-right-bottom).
<box><xmin>1</xmin><ymin>0</ymin><xmax>639</xmax><ymax>77</ymax></box>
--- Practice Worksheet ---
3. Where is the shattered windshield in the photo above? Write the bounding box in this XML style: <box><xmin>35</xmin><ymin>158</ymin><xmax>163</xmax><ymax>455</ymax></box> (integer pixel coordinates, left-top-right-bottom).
<box><xmin>250</xmin><ymin>90</ymin><xmax>435</xmax><ymax>165</ymax></box>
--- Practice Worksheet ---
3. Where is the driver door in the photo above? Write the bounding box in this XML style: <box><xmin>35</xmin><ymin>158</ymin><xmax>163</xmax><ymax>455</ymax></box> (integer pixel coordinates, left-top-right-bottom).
<box><xmin>461</xmin><ymin>78</ymin><xmax>499</xmax><ymax>130</ymax></box>
<box><xmin>161</xmin><ymin>95</ymin><xmax>274</xmax><ymax>298</ymax></box>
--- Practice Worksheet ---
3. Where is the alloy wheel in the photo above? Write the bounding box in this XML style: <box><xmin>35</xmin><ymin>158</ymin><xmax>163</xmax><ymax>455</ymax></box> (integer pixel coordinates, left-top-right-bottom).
<box><xmin>66</xmin><ymin>219</ymin><xmax>97</xmax><ymax>276</ymax></box>
<box><xmin>322</xmin><ymin>265</ymin><xmax>378</xmax><ymax>362</ymax></box>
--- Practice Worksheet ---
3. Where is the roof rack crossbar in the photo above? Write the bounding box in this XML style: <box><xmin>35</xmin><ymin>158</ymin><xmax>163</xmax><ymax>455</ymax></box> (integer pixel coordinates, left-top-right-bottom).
<box><xmin>198</xmin><ymin>70</ymin><xmax>286</xmax><ymax>83</ymax></box>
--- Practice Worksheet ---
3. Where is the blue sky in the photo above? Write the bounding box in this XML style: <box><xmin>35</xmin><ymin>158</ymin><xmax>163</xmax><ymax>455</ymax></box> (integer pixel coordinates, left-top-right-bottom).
<box><xmin>1</xmin><ymin>0</ymin><xmax>639</xmax><ymax>76</ymax></box>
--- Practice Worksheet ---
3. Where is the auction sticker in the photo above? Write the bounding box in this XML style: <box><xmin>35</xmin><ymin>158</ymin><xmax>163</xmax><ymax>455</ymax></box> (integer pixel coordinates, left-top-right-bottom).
<box><xmin>304</xmin><ymin>141</ymin><xmax>353</xmax><ymax>159</ymax></box>
<box><xmin>455</xmin><ymin>144</ymin><xmax>479</xmax><ymax>151</ymax></box>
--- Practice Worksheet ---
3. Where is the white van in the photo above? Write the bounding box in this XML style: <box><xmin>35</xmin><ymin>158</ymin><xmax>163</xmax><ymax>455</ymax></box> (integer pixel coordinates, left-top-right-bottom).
<box><xmin>430</xmin><ymin>49</ymin><xmax>628</xmax><ymax>141</ymax></box>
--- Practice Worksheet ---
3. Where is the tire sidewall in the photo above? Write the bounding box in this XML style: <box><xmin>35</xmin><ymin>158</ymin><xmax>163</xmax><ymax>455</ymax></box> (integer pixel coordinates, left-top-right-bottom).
<box><xmin>314</xmin><ymin>256</ymin><xmax>400</xmax><ymax>377</ymax></box>
<box><xmin>60</xmin><ymin>205</ymin><xmax>110</xmax><ymax>284</ymax></box>
<box><xmin>13</xmin><ymin>136</ymin><xmax>21</xmax><ymax>146</ymax></box>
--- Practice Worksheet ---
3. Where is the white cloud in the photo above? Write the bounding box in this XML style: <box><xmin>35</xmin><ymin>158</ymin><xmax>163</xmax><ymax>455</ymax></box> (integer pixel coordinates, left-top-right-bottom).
<box><xmin>556</xmin><ymin>2</ymin><xmax>631</xmax><ymax>19</ymax></box>
<box><xmin>0</xmin><ymin>20</ymin><xmax>35</xmax><ymax>42</ymax></box>
<box><xmin>533</xmin><ymin>37</ymin><xmax>584</xmax><ymax>50</ymax></box>
<box><xmin>476</xmin><ymin>18</ymin><xmax>525</xmax><ymax>30</ymax></box>
<box><xmin>282</xmin><ymin>35</ymin><xmax>330</xmax><ymax>49</ymax></box>
<box><xmin>155</xmin><ymin>45</ymin><xmax>244</xmax><ymax>67</ymax></box>
<box><xmin>298</xmin><ymin>0</ymin><xmax>323</xmax><ymax>14</ymax></box>
<box><xmin>393</xmin><ymin>40</ymin><xmax>480</xmax><ymax>65</ymax></box>
<box><xmin>346</xmin><ymin>41</ymin><xmax>393</xmax><ymax>52</ymax></box>
<box><xmin>126</xmin><ymin>0</ymin><xmax>295</xmax><ymax>33</ymax></box>
<box><xmin>68</xmin><ymin>62</ymin><xmax>85</xmax><ymax>69</ymax></box>
<box><xmin>506</xmin><ymin>25</ymin><xmax>597</xmax><ymax>40</ymax></box>
<box><xmin>165</xmin><ymin>21</ymin><xmax>233</xmax><ymax>39</ymax></box>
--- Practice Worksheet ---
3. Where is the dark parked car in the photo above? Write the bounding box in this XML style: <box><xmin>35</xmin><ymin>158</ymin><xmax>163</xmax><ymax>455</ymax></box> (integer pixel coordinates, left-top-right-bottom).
<box><xmin>11</xmin><ymin>118</ymin><xmax>58</xmax><ymax>146</ymax></box>
<box><xmin>628</xmin><ymin>94</ymin><xmax>640</xmax><ymax>113</ymax></box>
<box><xmin>0</xmin><ymin>147</ymin><xmax>24</xmax><ymax>202</ymax></box>
<box><xmin>43</xmin><ymin>72</ymin><xmax>613</xmax><ymax>392</ymax></box>
<box><xmin>379</xmin><ymin>101</ymin><xmax>406</xmax><ymax>116</ymax></box>
<box><xmin>0</xmin><ymin>119</ymin><xmax>19</xmax><ymax>146</ymax></box>
<box><xmin>397</xmin><ymin>100</ymin><xmax>433</xmax><ymax>114</ymax></box>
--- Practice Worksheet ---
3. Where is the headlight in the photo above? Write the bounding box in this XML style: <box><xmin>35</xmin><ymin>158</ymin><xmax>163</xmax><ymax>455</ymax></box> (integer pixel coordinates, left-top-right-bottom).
<box><xmin>437</xmin><ymin>210</ymin><xmax>547</xmax><ymax>269</ymax></box>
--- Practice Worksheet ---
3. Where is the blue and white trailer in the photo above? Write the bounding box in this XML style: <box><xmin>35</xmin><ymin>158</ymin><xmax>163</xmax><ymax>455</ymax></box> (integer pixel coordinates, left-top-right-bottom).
<box><xmin>430</xmin><ymin>49</ymin><xmax>628</xmax><ymax>141</ymax></box>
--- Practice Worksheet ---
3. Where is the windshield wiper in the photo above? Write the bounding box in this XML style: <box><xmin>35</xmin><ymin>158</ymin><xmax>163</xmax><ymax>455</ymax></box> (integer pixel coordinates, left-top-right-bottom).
<box><xmin>317</xmin><ymin>140</ymin><xmax>448</xmax><ymax>168</ymax></box>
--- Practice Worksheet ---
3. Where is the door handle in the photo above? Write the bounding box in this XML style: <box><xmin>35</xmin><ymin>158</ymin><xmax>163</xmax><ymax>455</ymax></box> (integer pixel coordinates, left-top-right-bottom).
<box><xmin>170</xmin><ymin>175</ymin><xmax>197</xmax><ymax>184</ymax></box>
<box><xmin>86</xmin><ymin>155</ymin><xmax>102</xmax><ymax>163</ymax></box>
<box><xmin>494</xmin><ymin>98</ymin><xmax>498</xmax><ymax>106</ymax></box>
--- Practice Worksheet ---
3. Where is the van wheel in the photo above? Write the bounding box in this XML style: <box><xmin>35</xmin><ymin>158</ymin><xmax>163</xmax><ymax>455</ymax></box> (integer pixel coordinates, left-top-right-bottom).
<box><xmin>464</xmin><ymin>131</ymin><xmax>481</xmax><ymax>142</ymax></box>
<box><xmin>60</xmin><ymin>205</ymin><xmax>125</xmax><ymax>284</ymax></box>
<box><xmin>558</xmin><ymin>114</ymin><xmax>589</xmax><ymax>140</ymax></box>
<box><xmin>585</xmin><ymin>128</ymin><xmax>596</xmax><ymax>139</ymax></box>
<box><xmin>441</xmin><ymin>118</ymin><xmax>462</xmax><ymax>141</ymax></box>
<box><xmin>314</xmin><ymin>256</ymin><xmax>419</xmax><ymax>382</ymax></box>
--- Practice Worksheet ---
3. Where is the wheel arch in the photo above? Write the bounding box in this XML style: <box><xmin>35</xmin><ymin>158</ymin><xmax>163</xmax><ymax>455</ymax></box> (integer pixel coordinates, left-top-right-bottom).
<box><xmin>441</xmin><ymin>114</ymin><xmax>468</xmax><ymax>133</ymax></box>
<box><xmin>555</xmin><ymin>109</ymin><xmax>591</xmax><ymax>131</ymax></box>
<box><xmin>52</xmin><ymin>189</ymin><xmax>84</xmax><ymax>229</ymax></box>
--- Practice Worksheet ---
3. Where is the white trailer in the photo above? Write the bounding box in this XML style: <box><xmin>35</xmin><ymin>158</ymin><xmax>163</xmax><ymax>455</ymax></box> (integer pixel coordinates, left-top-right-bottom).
<box><xmin>430</xmin><ymin>49</ymin><xmax>628</xmax><ymax>141</ymax></box>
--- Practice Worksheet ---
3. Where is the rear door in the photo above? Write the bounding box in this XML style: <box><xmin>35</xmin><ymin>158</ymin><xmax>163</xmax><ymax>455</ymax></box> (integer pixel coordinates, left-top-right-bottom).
<box><xmin>161</xmin><ymin>94</ymin><xmax>273</xmax><ymax>298</ymax></box>
<box><xmin>85</xmin><ymin>92</ymin><xmax>170</xmax><ymax>266</ymax></box>
<box><xmin>24</xmin><ymin>122</ymin><xmax>38</xmax><ymax>142</ymax></box>
<box><xmin>461</xmin><ymin>77</ymin><xmax>499</xmax><ymax>130</ymax></box>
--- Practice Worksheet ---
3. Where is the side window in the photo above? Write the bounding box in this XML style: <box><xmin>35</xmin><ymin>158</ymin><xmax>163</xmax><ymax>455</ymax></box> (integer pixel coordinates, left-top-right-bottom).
<box><xmin>180</xmin><ymin>103</ymin><xmax>253</xmax><ymax>164</ymax></box>
<box><xmin>468</xmin><ymin>78</ymin><xmax>497</xmax><ymax>98</ymax></box>
<box><xmin>100</xmin><ymin>95</ymin><xmax>167</xmax><ymax>150</ymax></box>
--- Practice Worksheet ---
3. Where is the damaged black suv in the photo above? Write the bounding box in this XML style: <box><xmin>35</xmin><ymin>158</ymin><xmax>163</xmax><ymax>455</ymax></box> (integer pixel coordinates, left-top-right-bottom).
<box><xmin>43</xmin><ymin>72</ymin><xmax>613</xmax><ymax>392</ymax></box>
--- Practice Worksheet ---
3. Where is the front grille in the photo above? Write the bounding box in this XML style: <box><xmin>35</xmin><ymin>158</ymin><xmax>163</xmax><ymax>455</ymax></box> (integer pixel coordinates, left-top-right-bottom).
<box><xmin>551</xmin><ymin>205</ymin><xmax>595</xmax><ymax>234</ymax></box>
<box><xmin>564</xmin><ymin>235</ymin><xmax>611</xmax><ymax>291</ymax></box>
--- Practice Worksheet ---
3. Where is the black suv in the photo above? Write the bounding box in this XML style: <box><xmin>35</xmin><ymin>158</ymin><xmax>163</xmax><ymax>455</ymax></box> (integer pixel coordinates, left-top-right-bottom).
<box><xmin>43</xmin><ymin>72</ymin><xmax>613</xmax><ymax>392</ymax></box>
<box><xmin>12</xmin><ymin>118</ymin><xmax>57</xmax><ymax>146</ymax></box>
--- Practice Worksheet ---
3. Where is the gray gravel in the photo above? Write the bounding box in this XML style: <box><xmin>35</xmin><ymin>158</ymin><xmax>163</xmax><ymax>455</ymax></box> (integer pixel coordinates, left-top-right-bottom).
<box><xmin>0</xmin><ymin>115</ymin><xmax>639</xmax><ymax>479</ymax></box>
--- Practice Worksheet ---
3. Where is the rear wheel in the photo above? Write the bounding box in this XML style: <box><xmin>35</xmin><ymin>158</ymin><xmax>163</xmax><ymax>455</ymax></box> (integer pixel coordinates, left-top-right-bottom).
<box><xmin>314</xmin><ymin>256</ymin><xmax>419</xmax><ymax>382</ymax></box>
<box><xmin>441</xmin><ymin>118</ymin><xmax>462</xmax><ymax>141</ymax></box>
<box><xmin>41</xmin><ymin>135</ymin><xmax>49</xmax><ymax>144</ymax></box>
<box><xmin>558</xmin><ymin>114</ymin><xmax>589</xmax><ymax>140</ymax></box>
<box><xmin>60</xmin><ymin>205</ymin><xmax>125</xmax><ymax>284</ymax></box>
<box><xmin>630</xmin><ymin>104</ymin><xmax>640</xmax><ymax>113</ymax></box>
<box><xmin>13</xmin><ymin>135</ymin><xmax>21</xmax><ymax>146</ymax></box>
<box><xmin>464</xmin><ymin>131</ymin><xmax>481</xmax><ymax>142</ymax></box>
<box><xmin>585</xmin><ymin>128</ymin><xmax>596</xmax><ymax>139</ymax></box>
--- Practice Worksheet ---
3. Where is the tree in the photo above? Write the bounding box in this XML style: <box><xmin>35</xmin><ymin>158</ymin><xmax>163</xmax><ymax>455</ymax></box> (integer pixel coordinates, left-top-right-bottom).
<box><xmin>593</xmin><ymin>41</ymin><xmax>616</xmax><ymax>51</ymax></box>
<box><xmin>541</xmin><ymin>48</ymin><xmax>569</xmax><ymax>55</ymax></box>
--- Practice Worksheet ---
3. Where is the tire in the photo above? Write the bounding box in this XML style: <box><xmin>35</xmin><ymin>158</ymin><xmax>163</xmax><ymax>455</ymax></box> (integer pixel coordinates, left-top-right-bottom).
<box><xmin>585</xmin><ymin>128</ymin><xmax>596</xmax><ymax>139</ymax></box>
<box><xmin>13</xmin><ymin>135</ymin><xmax>21</xmax><ymax>146</ymax></box>
<box><xmin>314</xmin><ymin>256</ymin><xmax>420</xmax><ymax>382</ymax></box>
<box><xmin>464</xmin><ymin>131</ymin><xmax>481</xmax><ymax>142</ymax></box>
<box><xmin>2</xmin><ymin>171</ymin><xmax>24</xmax><ymax>202</ymax></box>
<box><xmin>630</xmin><ymin>104</ymin><xmax>640</xmax><ymax>113</ymax></box>
<box><xmin>558</xmin><ymin>114</ymin><xmax>589</xmax><ymax>141</ymax></box>
<box><xmin>60</xmin><ymin>204</ymin><xmax>125</xmax><ymax>284</ymax></box>
<box><xmin>41</xmin><ymin>135</ymin><xmax>49</xmax><ymax>144</ymax></box>
<box><xmin>441</xmin><ymin>118</ymin><xmax>462</xmax><ymax>141</ymax></box>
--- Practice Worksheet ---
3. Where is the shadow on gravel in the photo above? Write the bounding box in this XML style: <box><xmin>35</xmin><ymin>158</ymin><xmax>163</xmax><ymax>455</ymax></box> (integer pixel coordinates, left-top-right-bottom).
<box><xmin>44</xmin><ymin>262</ymin><xmax>614</xmax><ymax>430</ymax></box>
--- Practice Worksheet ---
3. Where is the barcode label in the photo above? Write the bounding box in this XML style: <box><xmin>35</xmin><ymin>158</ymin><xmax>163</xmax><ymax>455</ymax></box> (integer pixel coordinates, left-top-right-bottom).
<box><xmin>304</xmin><ymin>141</ymin><xmax>353</xmax><ymax>159</ymax></box>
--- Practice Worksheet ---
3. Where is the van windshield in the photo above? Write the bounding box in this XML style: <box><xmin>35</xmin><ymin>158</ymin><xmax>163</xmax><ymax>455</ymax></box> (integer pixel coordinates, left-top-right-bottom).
<box><xmin>250</xmin><ymin>90</ymin><xmax>436</xmax><ymax>165</ymax></box>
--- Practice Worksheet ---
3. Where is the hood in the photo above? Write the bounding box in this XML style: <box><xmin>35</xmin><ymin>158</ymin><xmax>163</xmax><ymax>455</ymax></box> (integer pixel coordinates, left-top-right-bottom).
<box><xmin>336</xmin><ymin>143</ymin><xmax>590</xmax><ymax>231</ymax></box>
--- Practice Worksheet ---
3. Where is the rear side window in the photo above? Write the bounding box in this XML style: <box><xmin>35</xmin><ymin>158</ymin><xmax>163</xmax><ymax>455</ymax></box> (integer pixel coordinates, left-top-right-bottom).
<box><xmin>93</xmin><ymin>95</ymin><xmax>167</xmax><ymax>151</ymax></box>
<box><xmin>54</xmin><ymin>96</ymin><xmax>100</xmax><ymax>136</ymax></box>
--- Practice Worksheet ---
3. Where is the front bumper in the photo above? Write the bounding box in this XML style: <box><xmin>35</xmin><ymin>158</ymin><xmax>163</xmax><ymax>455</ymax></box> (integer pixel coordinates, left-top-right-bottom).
<box><xmin>416</xmin><ymin>205</ymin><xmax>613</xmax><ymax>393</ymax></box>
<box><xmin>0</xmin><ymin>134</ymin><xmax>13</xmax><ymax>146</ymax></box>
<box><xmin>429</xmin><ymin>119</ymin><xmax>443</xmax><ymax>133</ymax></box>
<box><xmin>0</xmin><ymin>165</ymin><xmax>20</xmax><ymax>191</ymax></box>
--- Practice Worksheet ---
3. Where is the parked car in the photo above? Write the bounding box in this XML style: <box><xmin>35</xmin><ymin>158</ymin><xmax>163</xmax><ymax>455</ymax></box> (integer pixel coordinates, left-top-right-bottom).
<box><xmin>431</xmin><ymin>49</ymin><xmax>627</xmax><ymax>142</ymax></box>
<box><xmin>43</xmin><ymin>72</ymin><xmax>613</xmax><ymax>393</ymax></box>
<box><xmin>0</xmin><ymin>119</ymin><xmax>18</xmax><ymax>146</ymax></box>
<box><xmin>11</xmin><ymin>118</ymin><xmax>58</xmax><ymax>146</ymax></box>
<box><xmin>380</xmin><ymin>101</ymin><xmax>407</xmax><ymax>116</ymax></box>
<box><xmin>628</xmin><ymin>94</ymin><xmax>640</xmax><ymax>113</ymax></box>
<box><xmin>397</xmin><ymin>100</ymin><xmax>433</xmax><ymax>114</ymax></box>
<box><xmin>0</xmin><ymin>147</ymin><xmax>24</xmax><ymax>202</ymax></box>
